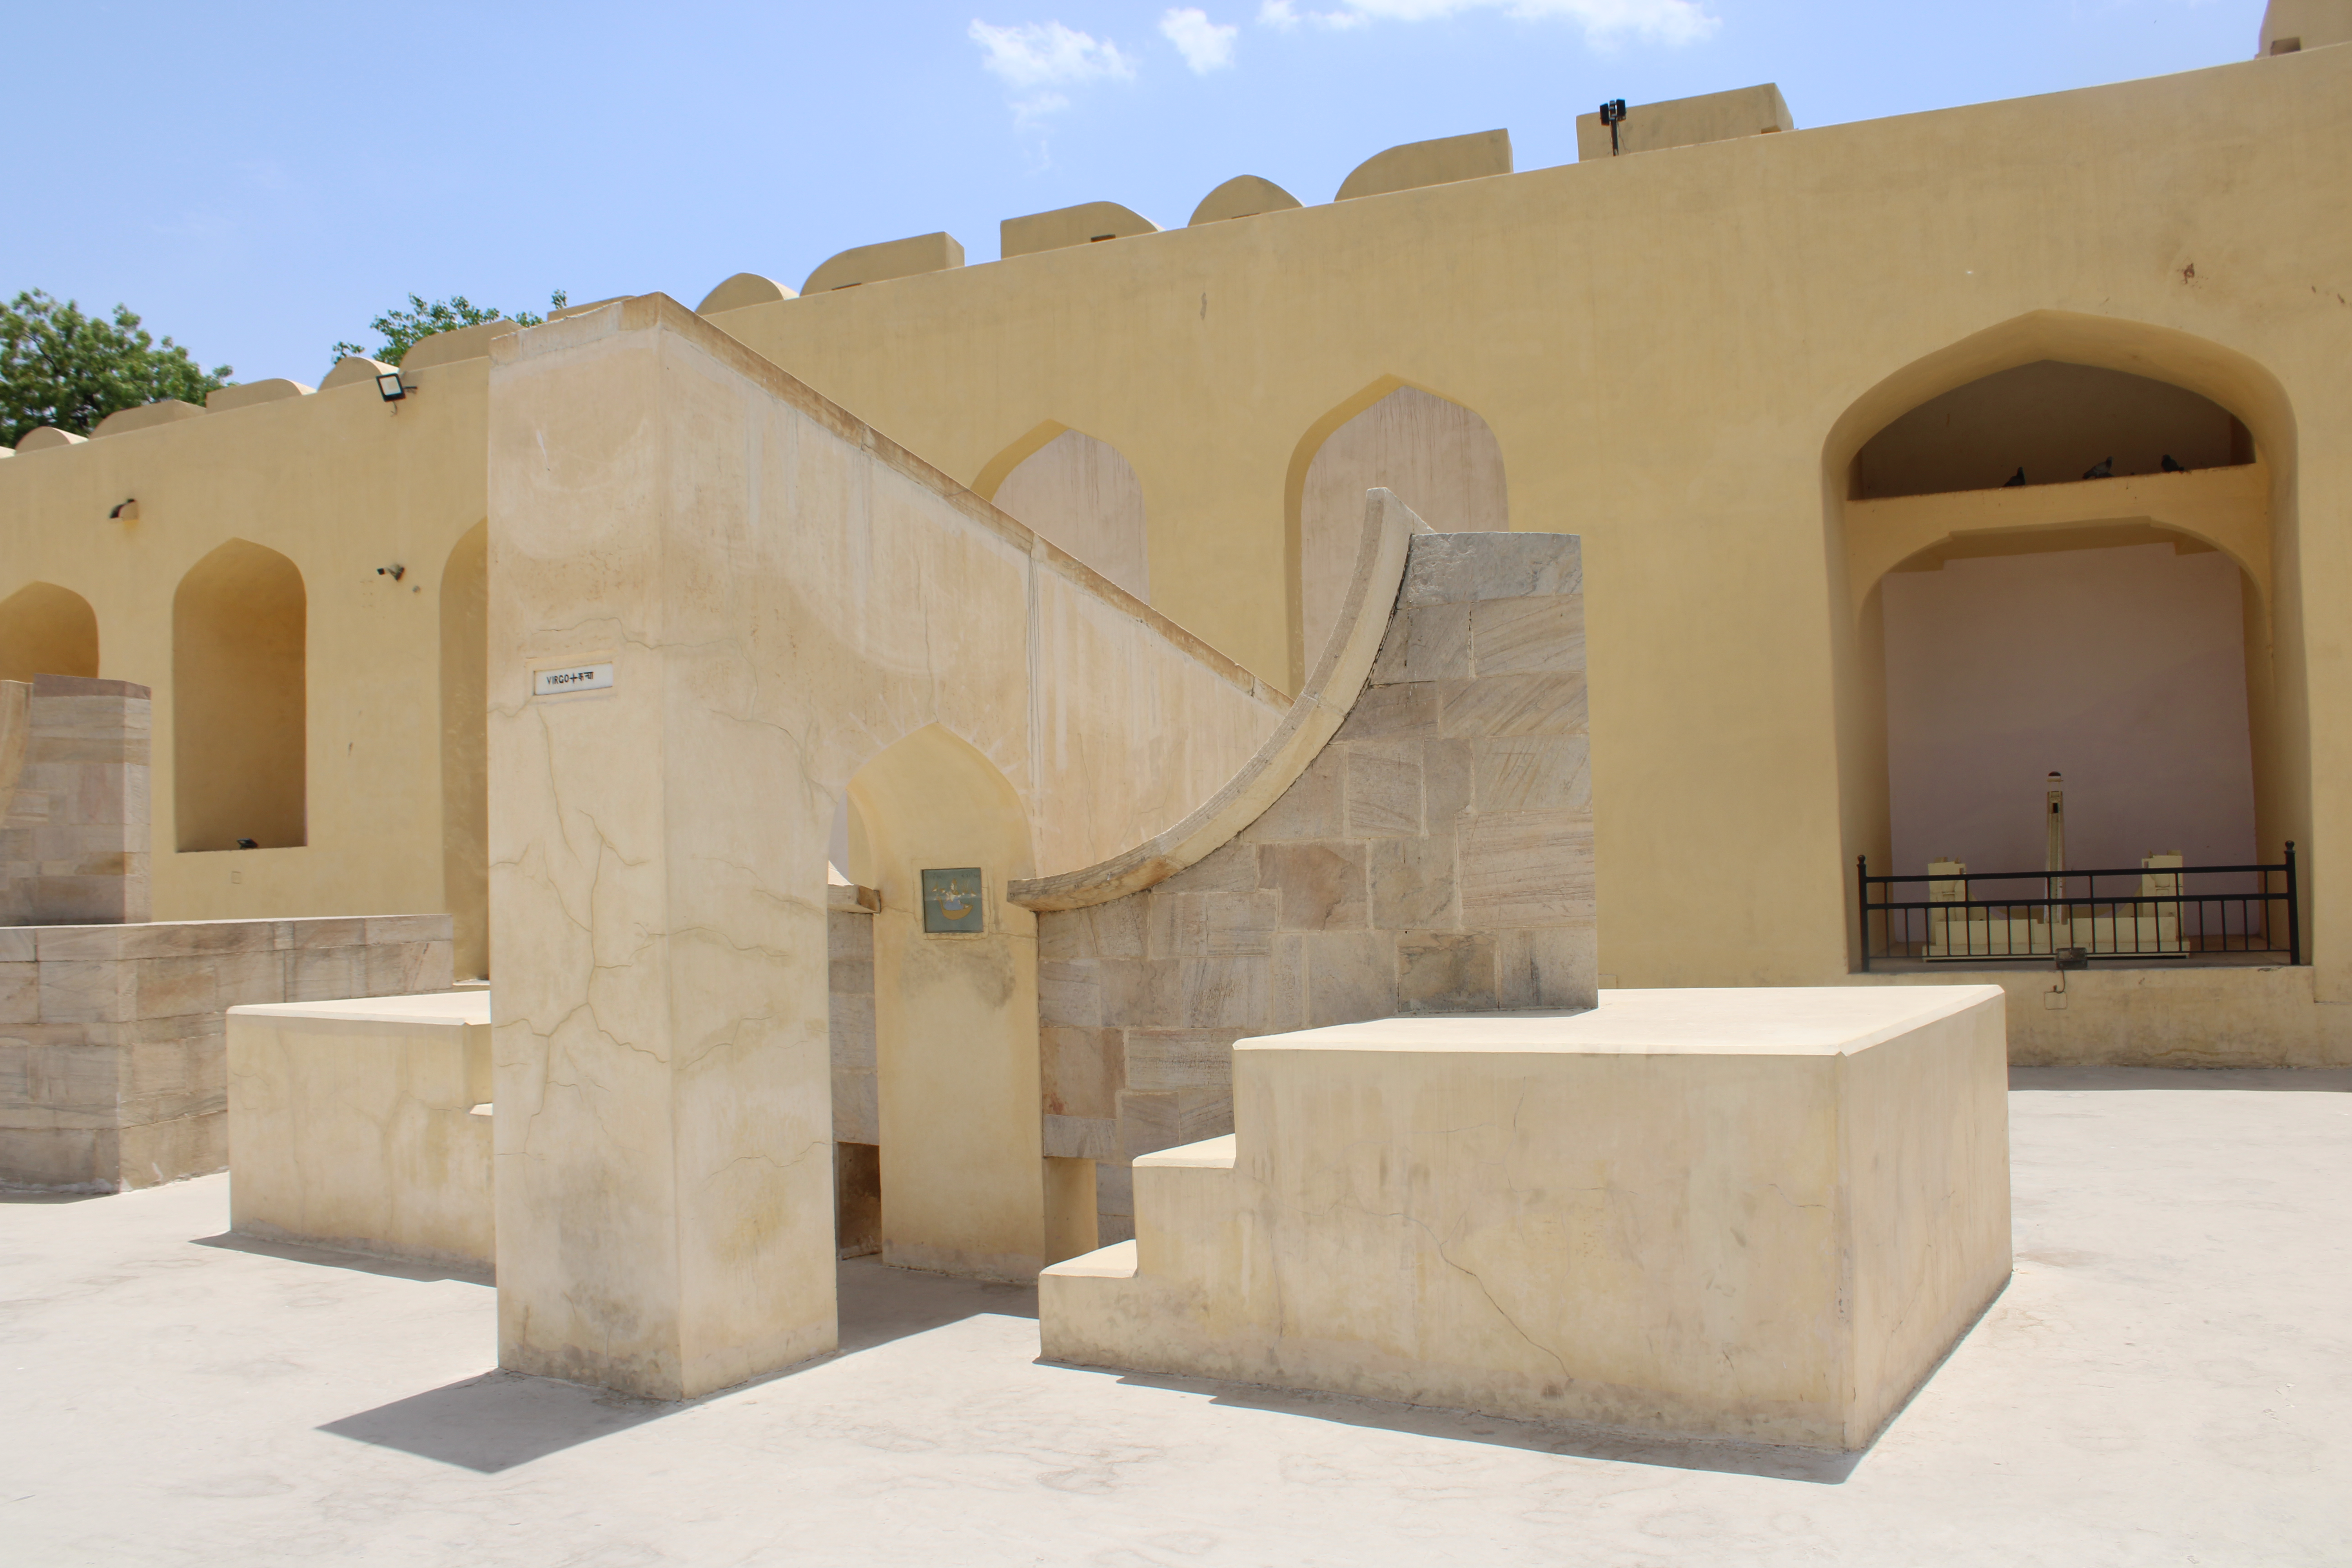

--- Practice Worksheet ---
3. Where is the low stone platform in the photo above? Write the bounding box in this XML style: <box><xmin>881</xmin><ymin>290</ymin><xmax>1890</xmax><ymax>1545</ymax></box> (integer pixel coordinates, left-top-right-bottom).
<box><xmin>228</xmin><ymin>991</ymin><xmax>494</xmax><ymax>1270</ymax></box>
<box><xmin>1042</xmin><ymin>985</ymin><xmax>2011</xmax><ymax>1450</ymax></box>
<box><xmin>0</xmin><ymin>915</ymin><xmax>453</xmax><ymax>1190</ymax></box>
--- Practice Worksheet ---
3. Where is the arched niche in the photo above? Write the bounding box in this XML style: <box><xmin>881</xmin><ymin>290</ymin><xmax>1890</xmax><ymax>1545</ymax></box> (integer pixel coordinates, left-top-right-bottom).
<box><xmin>846</xmin><ymin>724</ymin><xmax>1062</xmax><ymax>1279</ymax></box>
<box><xmin>984</xmin><ymin>426</ymin><xmax>1152</xmax><ymax>604</ymax></box>
<box><xmin>0</xmin><ymin>582</ymin><xmax>99</xmax><ymax>683</ymax></box>
<box><xmin>1823</xmin><ymin>313</ymin><xmax>2302</xmax><ymax>963</ymax></box>
<box><xmin>1289</xmin><ymin>383</ymin><xmax>1508</xmax><ymax>691</ymax></box>
<box><xmin>173</xmin><ymin>540</ymin><xmax>307</xmax><ymax>852</ymax></box>
<box><xmin>440</xmin><ymin>521</ymin><xmax>489</xmax><ymax>979</ymax></box>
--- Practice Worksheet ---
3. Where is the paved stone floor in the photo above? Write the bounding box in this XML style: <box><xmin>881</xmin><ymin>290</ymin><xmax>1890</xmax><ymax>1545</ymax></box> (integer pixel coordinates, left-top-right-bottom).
<box><xmin>4</xmin><ymin>1067</ymin><xmax>2348</xmax><ymax>1566</ymax></box>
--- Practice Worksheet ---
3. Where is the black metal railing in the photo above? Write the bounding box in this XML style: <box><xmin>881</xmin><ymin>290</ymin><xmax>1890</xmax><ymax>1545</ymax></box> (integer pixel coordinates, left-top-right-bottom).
<box><xmin>1857</xmin><ymin>844</ymin><xmax>2298</xmax><ymax>969</ymax></box>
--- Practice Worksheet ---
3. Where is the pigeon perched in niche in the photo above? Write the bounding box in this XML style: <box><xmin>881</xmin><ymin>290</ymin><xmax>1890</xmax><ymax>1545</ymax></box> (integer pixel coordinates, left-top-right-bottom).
<box><xmin>235</xmin><ymin>838</ymin><xmax>259</xmax><ymax>850</ymax></box>
<box><xmin>2083</xmin><ymin>457</ymin><xmax>2114</xmax><ymax>479</ymax></box>
<box><xmin>2002</xmin><ymin>467</ymin><xmax>2026</xmax><ymax>487</ymax></box>
<box><xmin>2162</xmin><ymin>454</ymin><xmax>2187</xmax><ymax>472</ymax></box>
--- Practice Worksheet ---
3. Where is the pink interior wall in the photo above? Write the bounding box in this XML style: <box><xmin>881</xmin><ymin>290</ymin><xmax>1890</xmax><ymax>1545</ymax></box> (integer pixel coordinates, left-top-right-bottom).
<box><xmin>1882</xmin><ymin>542</ymin><xmax>2258</xmax><ymax>883</ymax></box>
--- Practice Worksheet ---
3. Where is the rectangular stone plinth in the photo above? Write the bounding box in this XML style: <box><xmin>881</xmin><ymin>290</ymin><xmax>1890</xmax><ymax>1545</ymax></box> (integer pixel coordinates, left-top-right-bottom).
<box><xmin>0</xmin><ymin>915</ymin><xmax>453</xmax><ymax>1190</ymax></box>
<box><xmin>227</xmin><ymin>991</ymin><xmax>494</xmax><ymax>1270</ymax></box>
<box><xmin>1040</xmin><ymin>986</ymin><xmax>2011</xmax><ymax>1450</ymax></box>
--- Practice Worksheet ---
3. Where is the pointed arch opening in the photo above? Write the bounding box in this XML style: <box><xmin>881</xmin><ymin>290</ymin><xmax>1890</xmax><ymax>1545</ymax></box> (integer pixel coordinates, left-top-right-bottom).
<box><xmin>1286</xmin><ymin>382</ymin><xmax>1508</xmax><ymax>691</ymax></box>
<box><xmin>1825</xmin><ymin>313</ymin><xmax>2303</xmax><ymax>965</ymax></box>
<box><xmin>846</xmin><ymin>723</ymin><xmax>1065</xmax><ymax>1279</ymax></box>
<box><xmin>173</xmin><ymin>540</ymin><xmax>307</xmax><ymax>852</ymax></box>
<box><xmin>0</xmin><ymin>582</ymin><xmax>99</xmax><ymax>684</ymax></box>
<box><xmin>981</xmin><ymin>424</ymin><xmax>1152</xmax><ymax>604</ymax></box>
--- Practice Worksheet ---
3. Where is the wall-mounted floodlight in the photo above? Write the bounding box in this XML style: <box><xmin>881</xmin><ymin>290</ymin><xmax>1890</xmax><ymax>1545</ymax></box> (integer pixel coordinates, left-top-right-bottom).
<box><xmin>108</xmin><ymin>499</ymin><xmax>140</xmax><ymax>521</ymax></box>
<box><xmin>376</xmin><ymin>370</ymin><xmax>410</xmax><ymax>402</ymax></box>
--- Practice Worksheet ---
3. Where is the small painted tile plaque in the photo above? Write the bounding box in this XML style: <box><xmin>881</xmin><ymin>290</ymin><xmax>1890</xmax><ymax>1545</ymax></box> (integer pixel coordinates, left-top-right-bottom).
<box><xmin>920</xmin><ymin>867</ymin><xmax>985</xmax><ymax>934</ymax></box>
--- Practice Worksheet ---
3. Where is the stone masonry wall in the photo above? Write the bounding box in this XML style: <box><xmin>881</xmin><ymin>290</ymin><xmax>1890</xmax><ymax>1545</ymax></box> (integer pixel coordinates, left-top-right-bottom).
<box><xmin>0</xmin><ymin>675</ymin><xmax>152</xmax><ymax>927</ymax></box>
<box><xmin>0</xmin><ymin>914</ymin><xmax>453</xmax><ymax>1190</ymax></box>
<box><xmin>1037</xmin><ymin>532</ymin><xmax>1594</xmax><ymax>1240</ymax></box>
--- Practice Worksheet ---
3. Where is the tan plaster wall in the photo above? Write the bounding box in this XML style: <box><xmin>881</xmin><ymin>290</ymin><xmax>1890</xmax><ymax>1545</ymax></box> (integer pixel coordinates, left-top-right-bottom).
<box><xmin>0</xmin><ymin>346</ymin><xmax>495</xmax><ymax>933</ymax></box>
<box><xmin>699</xmin><ymin>49</ymin><xmax>2352</xmax><ymax>1008</ymax></box>
<box><xmin>226</xmin><ymin>991</ymin><xmax>492</xmax><ymax>1270</ymax></box>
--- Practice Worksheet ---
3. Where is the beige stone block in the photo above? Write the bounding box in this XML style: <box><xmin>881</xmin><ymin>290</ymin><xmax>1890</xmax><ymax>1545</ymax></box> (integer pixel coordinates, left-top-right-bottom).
<box><xmin>1331</xmin><ymin>682</ymin><xmax>1435</xmax><ymax>742</ymax></box>
<box><xmin>133</xmin><ymin>956</ymin><xmax>219</xmax><ymax>1020</ymax></box>
<box><xmin>1039</xmin><ymin>960</ymin><xmax>1103</xmax><ymax>1027</ymax></box>
<box><xmin>1152</xmin><ymin>840</ymin><xmax>1260</xmax><ymax>895</ymax></box>
<box><xmin>0</xmin><ymin>931</ymin><xmax>34</xmax><ymax>964</ymax></box>
<box><xmin>1084</xmin><ymin>898</ymin><xmax>1150</xmax><ymax>960</ymax></box>
<box><xmin>1343</xmin><ymin>741</ymin><xmax>1423</xmax><ymax>838</ymax></box>
<box><xmin>827</xmin><ymin>955</ymin><xmax>874</xmax><ymax>996</ymax></box>
<box><xmin>1459</xmin><ymin>810</ymin><xmax>1595</xmax><ymax>929</ymax></box>
<box><xmin>1036</xmin><ymin>911</ymin><xmax>1085</xmax><ymax>963</ymax></box>
<box><xmin>1421</xmin><ymin>738</ymin><xmax>1474</xmax><ymax>826</ymax></box>
<box><xmin>1301</xmin><ymin>929</ymin><xmax>1397</xmax><ymax>1028</ymax></box>
<box><xmin>1203</xmin><ymin>891</ymin><xmax>1280</xmax><ymax>956</ymax></box>
<box><xmin>1041</xmin><ymin>985</ymin><xmax>2009</xmax><ymax>1450</ymax></box>
<box><xmin>285</xmin><ymin>918</ymin><xmax>370</xmax><ymax>951</ymax></box>
<box><xmin>210</xmin><ymin>949</ymin><xmax>288</xmax><ymax>1009</ymax></box>
<box><xmin>1119</xmin><ymin>1089</ymin><xmax>1180</xmax><ymax>1158</ymax></box>
<box><xmin>1370</xmin><ymin>835</ymin><xmax>1458</xmax><ymax>929</ymax></box>
<box><xmin>1498</xmin><ymin>924</ymin><xmax>1599</xmax><ymax>1011</ymax></box>
<box><xmin>1239</xmin><ymin>750</ymin><xmax>1344</xmax><ymax>842</ymax></box>
<box><xmin>826</xmin><ymin>909</ymin><xmax>874</xmax><ymax>960</ymax></box>
<box><xmin>1171</xmin><ymin>957</ymin><xmax>1267</xmax><ymax>1028</ymax></box>
<box><xmin>1097</xmin><ymin>959</ymin><xmax>1175</xmax><ymax>1026</ymax></box>
<box><xmin>828</xmin><ymin>992</ymin><xmax>877</xmax><ymax>1070</ymax></box>
<box><xmin>0</xmin><ymin>1126</ymin><xmax>107</xmax><ymax>1189</ymax></box>
<box><xmin>1043</xmin><ymin>1114</ymin><xmax>1117</xmax><ymax>1161</ymax></box>
<box><xmin>1439</xmin><ymin>673</ymin><xmax>1588</xmax><ymax>738</ymax></box>
<box><xmin>24</xmin><ymin>1044</ymin><xmax>122</xmax><ymax>1116</ymax></box>
<box><xmin>31</xmin><ymin>926</ymin><xmax>132</xmax><ymax>962</ymax></box>
<box><xmin>1267</xmin><ymin>933</ymin><xmax>1306</xmax><ymax>1035</ymax></box>
<box><xmin>1401</xmin><ymin>532</ymin><xmax>1581</xmax><ymax>606</ymax></box>
<box><xmin>367</xmin><ymin>941</ymin><xmax>452</xmax><ymax>997</ymax></box>
<box><xmin>1472</xmin><ymin>595</ymin><xmax>1585</xmax><ymax>676</ymax></box>
<box><xmin>38</xmin><ymin>961</ymin><xmax>135</xmax><ymax>1024</ymax></box>
<box><xmin>287</xmin><ymin>948</ymin><xmax>365</xmax><ymax>1002</ymax></box>
<box><xmin>0</xmin><ymin>964</ymin><xmax>37</xmax><ymax>1024</ymax></box>
<box><xmin>1094</xmin><ymin>1158</ymin><xmax>1134</xmax><ymax>1221</ymax></box>
<box><xmin>1371</xmin><ymin>602</ymin><xmax>1472</xmax><ymax>685</ymax></box>
<box><xmin>1397</xmin><ymin>931</ymin><xmax>1499</xmax><ymax>1012</ymax></box>
<box><xmin>228</xmin><ymin>994</ymin><xmax>495</xmax><ymax>1268</ymax></box>
<box><xmin>831</xmin><ymin>1067</ymin><xmax>880</xmax><ymax>1145</ymax></box>
<box><xmin>1176</xmin><ymin>1085</ymin><xmax>1233</xmax><ymax>1142</ymax></box>
<box><xmin>363</xmin><ymin>914</ymin><xmax>454</xmax><ymax>947</ymax></box>
<box><xmin>1473</xmin><ymin>735</ymin><xmax>1592</xmax><ymax>813</ymax></box>
<box><xmin>1125</xmin><ymin>1029</ymin><xmax>1239</xmax><ymax>1091</ymax></box>
<box><xmin>1260</xmin><ymin>842</ymin><xmax>1368</xmax><ymax>931</ymax></box>
<box><xmin>1042</xmin><ymin>1025</ymin><xmax>1121</xmax><ymax>1119</ymax></box>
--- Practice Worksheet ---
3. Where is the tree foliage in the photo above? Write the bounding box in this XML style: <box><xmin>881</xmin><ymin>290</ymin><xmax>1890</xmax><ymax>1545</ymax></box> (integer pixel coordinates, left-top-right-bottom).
<box><xmin>332</xmin><ymin>290</ymin><xmax>568</xmax><ymax>367</ymax></box>
<box><xmin>0</xmin><ymin>290</ymin><xmax>233</xmax><ymax>447</ymax></box>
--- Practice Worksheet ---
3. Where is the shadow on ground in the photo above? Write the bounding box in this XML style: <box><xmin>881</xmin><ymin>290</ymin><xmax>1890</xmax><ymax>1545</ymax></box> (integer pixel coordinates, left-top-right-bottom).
<box><xmin>2011</xmin><ymin>1066</ymin><xmax>2352</xmax><ymax>1092</ymax></box>
<box><xmin>318</xmin><ymin>1255</ymin><xmax>1035</xmax><ymax>1473</ymax></box>
<box><xmin>1085</xmin><ymin>1368</ymin><xmax>1862</xmax><ymax>1484</ymax></box>
<box><xmin>192</xmin><ymin>1231</ymin><xmax>494</xmax><ymax>1285</ymax></box>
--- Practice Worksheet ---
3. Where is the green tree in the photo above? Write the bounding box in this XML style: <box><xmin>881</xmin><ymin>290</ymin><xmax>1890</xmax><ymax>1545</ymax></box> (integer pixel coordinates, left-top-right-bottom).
<box><xmin>331</xmin><ymin>289</ymin><xmax>568</xmax><ymax>366</ymax></box>
<box><xmin>0</xmin><ymin>290</ymin><xmax>233</xmax><ymax>446</ymax></box>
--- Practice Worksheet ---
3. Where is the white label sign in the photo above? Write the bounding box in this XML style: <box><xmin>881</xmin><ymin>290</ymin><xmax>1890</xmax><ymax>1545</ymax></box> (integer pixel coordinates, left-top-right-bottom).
<box><xmin>533</xmin><ymin>662</ymin><xmax>614</xmax><ymax>697</ymax></box>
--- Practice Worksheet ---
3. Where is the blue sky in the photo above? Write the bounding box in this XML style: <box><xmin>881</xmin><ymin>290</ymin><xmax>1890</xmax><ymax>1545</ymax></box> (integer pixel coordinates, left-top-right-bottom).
<box><xmin>8</xmin><ymin>0</ymin><xmax>2263</xmax><ymax>386</ymax></box>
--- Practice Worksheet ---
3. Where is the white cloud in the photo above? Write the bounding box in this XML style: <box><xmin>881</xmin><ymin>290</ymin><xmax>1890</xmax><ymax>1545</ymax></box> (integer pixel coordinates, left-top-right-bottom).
<box><xmin>968</xmin><ymin>19</ymin><xmax>1138</xmax><ymax>89</ymax></box>
<box><xmin>1160</xmin><ymin>7</ymin><xmax>1240</xmax><ymax>71</ymax></box>
<box><xmin>1259</xmin><ymin>0</ymin><xmax>1716</xmax><ymax>45</ymax></box>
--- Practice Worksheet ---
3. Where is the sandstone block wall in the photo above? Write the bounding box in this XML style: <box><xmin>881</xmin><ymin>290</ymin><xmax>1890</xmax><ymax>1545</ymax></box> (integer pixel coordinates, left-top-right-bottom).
<box><xmin>0</xmin><ymin>914</ymin><xmax>453</xmax><ymax>1190</ymax></box>
<box><xmin>1038</xmin><ymin>532</ymin><xmax>1594</xmax><ymax>1240</ymax></box>
<box><xmin>0</xmin><ymin>675</ymin><xmax>152</xmax><ymax>927</ymax></box>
